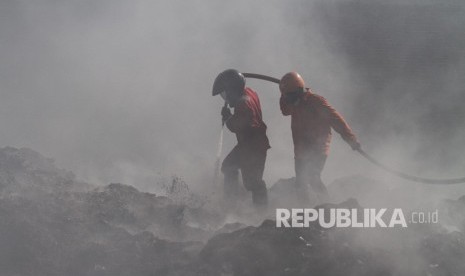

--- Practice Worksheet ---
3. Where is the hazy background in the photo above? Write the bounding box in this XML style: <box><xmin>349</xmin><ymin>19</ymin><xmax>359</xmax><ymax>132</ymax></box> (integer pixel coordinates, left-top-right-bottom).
<box><xmin>1</xmin><ymin>0</ymin><xmax>464</xmax><ymax>197</ymax></box>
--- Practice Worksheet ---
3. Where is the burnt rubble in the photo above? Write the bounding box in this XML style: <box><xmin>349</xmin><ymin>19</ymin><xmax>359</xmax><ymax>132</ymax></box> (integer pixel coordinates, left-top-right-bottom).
<box><xmin>0</xmin><ymin>147</ymin><xmax>464</xmax><ymax>276</ymax></box>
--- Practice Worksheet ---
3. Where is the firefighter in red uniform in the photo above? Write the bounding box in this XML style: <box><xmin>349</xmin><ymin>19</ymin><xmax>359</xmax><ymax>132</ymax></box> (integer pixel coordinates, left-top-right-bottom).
<box><xmin>279</xmin><ymin>72</ymin><xmax>360</xmax><ymax>203</ymax></box>
<box><xmin>212</xmin><ymin>69</ymin><xmax>270</xmax><ymax>207</ymax></box>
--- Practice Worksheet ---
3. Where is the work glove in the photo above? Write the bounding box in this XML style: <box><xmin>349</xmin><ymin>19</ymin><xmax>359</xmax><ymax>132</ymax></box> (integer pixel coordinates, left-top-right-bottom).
<box><xmin>349</xmin><ymin>140</ymin><xmax>361</xmax><ymax>151</ymax></box>
<box><xmin>221</xmin><ymin>106</ymin><xmax>232</xmax><ymax>123</ymax></box>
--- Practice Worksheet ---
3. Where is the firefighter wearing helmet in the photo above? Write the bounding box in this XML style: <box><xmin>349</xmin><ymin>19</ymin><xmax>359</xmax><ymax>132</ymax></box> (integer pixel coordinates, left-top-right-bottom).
<box><xmin>212</xmin><ymin>69</ymin><xmax>270</xmax><ymax>208</ymax></box>
<box><xmin>279</xmin><ymin>72</ymin><xmax>360</xmax><ymax>203</ymax></box>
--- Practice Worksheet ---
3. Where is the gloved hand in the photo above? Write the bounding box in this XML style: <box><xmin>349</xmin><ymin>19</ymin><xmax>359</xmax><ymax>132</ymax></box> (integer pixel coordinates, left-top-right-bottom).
<box><xmin>221</xmin><ymin>106</ymin><xmax>232</xmax><ymax>123</ymax></box>
<box><xmin>349</xmin><ymin>140</ymin><xmax>361</xmax><ymax>151</ymax></box>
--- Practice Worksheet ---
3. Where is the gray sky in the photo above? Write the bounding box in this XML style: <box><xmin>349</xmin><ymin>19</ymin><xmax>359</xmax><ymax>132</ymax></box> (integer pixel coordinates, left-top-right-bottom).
<box><xmin>1</xmin><ymin>0</ymin><xmax>464</xmax><ymax>194</ymax></box>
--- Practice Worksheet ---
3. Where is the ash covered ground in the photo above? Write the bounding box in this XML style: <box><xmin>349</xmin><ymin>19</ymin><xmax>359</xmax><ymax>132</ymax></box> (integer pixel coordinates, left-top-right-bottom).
<box><xmin>1</xmin><ymin>146</ymin><xmax>465</xmax><ymax>276</ymax></box>
<box><xmin>1</xmin><ymin>1</ymin><xmax>465</xmax><ymax>275</ymax></box>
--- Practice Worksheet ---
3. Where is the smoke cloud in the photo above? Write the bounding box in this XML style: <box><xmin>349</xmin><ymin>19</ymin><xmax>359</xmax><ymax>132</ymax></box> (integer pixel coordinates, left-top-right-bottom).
<box><xmin>1</xmin><ymin>1</ymin><xmax>465</xmax><ymax>275</ymax></box>
<box><xmin>0</xmin><ymin>0</ymin><xmax>464</xmax><ymax>199</ymax></box>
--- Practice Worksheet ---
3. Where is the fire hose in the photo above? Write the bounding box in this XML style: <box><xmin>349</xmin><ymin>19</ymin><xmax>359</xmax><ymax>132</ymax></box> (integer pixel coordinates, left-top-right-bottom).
<box><xmin>242</xmin><ymin>72</ymin><xmax>465</xmax><ymax>185</ymax></box>
<box><xmin>213</xmin><ymin>102</ymin><xmax>227</xmax><ymax>186</ymax></box>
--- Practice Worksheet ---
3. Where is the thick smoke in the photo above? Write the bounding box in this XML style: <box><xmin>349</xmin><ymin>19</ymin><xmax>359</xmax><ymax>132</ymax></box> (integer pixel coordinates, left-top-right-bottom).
<box><xmin>1</xmin><ymin>1</ymin><xmax>465</xmax><ymax>275</ymax></box>
<box><xmin>0</xmin><ymin>0</ymin><xmax>464</xmax><ymax>198</ymax></box>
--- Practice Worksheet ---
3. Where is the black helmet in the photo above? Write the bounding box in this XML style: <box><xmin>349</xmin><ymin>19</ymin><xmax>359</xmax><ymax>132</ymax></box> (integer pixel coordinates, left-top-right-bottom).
<box><xmin>212</xmin><ymin>69</ymin><xmax>245</xmax><ymax>97</ymax></box>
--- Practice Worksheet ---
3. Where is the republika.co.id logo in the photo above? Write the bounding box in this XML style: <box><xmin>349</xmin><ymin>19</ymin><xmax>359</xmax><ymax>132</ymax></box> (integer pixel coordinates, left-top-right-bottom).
<box><xmin>276</xmin><ymin>208</ymin><xmax>439</xmax><ymax>228</ymax></box>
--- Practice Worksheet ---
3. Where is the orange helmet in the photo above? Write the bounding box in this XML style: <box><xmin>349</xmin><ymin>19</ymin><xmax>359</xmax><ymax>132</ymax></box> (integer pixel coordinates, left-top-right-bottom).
<box><xmin>279</xmin><ymin>72</ymin><xmax>305</xmax><ymax>94</ymax></box>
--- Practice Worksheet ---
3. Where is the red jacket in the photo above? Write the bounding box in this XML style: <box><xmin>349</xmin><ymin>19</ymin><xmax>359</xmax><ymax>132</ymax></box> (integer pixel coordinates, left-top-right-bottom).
<box><xmin>280</xmin><ymin>89</ymin><xmax>358</xmax><ymax>158</ymax></box>
<box><xmin>226</xmin><ymin>87</ymin><xmax>270</xmax><ymax>151</ymax></box>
